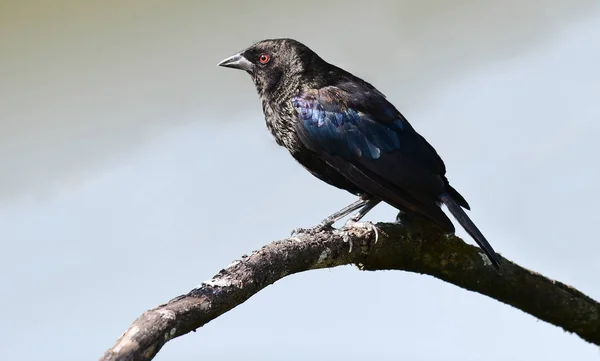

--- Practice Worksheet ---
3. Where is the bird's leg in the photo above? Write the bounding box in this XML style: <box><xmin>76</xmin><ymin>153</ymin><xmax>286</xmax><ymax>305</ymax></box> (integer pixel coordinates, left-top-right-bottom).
<box><xmin>347</xmin><ymin>199</ymin><xmax>381</xmax><ymax>223</ymax></box>
<box><xmin>318</xmin><ymin>198</ymin><xmax>370</xmax><ymax>227</ymax></box>
<box><xmin>335</xmin><ymin>199</ymin><xmax>382</xmax><ymax>251</ymax></box>
<box><xmin>290</xmin><ymin>198</ymin><xmax>369</xmax><ymax>237</ymax></box>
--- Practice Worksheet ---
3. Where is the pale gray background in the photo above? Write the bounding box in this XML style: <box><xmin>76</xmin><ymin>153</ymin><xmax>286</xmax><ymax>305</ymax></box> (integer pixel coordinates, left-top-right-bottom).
<box><xmin>1</xmin><ymin>1</ymin><xmax>599</xmax><ymax>360</ymax></box>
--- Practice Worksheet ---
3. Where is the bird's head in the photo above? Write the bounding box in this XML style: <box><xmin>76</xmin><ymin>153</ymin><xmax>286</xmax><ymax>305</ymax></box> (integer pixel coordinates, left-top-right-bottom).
<box><xmin>218</xmin><ymin>38</ymin><xmax>322</xmax><ymax>97</ymax></box>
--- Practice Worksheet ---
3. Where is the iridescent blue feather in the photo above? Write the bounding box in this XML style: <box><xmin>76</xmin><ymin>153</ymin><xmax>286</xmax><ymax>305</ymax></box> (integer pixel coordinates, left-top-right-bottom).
<box><xmin>292</xmin><ymin>95</ymin><xmax>403</xmax><ymax>160</ymax></box>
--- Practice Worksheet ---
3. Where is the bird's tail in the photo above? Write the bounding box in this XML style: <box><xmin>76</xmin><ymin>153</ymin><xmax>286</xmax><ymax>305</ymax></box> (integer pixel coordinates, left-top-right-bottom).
<box><xmin>439</xmin><ymin>193</ymin><xmax>501</xmax><ymax>268</ymax></box>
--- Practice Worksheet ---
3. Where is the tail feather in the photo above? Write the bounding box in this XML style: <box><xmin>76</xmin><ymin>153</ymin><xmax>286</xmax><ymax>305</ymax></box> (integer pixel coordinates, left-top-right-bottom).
<box><xmin>445</xmin><ymin>183</ymin><xmax>470</xmax><ymax>210</ymax></box>
<box><xmin>439</xmin><ymin>193</ymin><xmax>501</xmax><ymax>268</ymax></box>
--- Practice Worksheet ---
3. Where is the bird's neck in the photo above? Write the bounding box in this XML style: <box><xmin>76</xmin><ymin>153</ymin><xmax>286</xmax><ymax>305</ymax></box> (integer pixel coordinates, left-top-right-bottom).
<box><xmin>260</xmin><ymin>93</ymin><xmax>301</xmax><ymax>152</ymax></box>
<box><xmin>257</xmin><ymin>66</ymin><xmax>333</xmax><ymax>154</ymax></box>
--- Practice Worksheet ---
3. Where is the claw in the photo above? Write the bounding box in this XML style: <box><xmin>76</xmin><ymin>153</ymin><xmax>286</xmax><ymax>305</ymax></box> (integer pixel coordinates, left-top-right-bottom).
<box><xmin>290</xmin><ymin>228</ymin><xmax>306</xmax><ymax>237</ymax></box>
<box><xmin>344</xmin><ymin>220</ymin><xmax>379</xmax><ymax>244</ymax></box>
<box><xmin>346</xmin><ymin>233</ymin><xmax>353</xmax><ymax>253</ymax></box>
<box><xmin>333</xmin><ymin>228</ymin><xmax>353</xmax><ymax>252</ymax></box>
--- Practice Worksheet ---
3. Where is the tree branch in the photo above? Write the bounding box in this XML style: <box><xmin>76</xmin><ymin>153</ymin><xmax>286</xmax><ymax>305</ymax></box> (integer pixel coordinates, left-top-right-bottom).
<box><xmin>99</xmin><ymin>222</ymin><xmax>600</xmax><ymax>361</ymax></box>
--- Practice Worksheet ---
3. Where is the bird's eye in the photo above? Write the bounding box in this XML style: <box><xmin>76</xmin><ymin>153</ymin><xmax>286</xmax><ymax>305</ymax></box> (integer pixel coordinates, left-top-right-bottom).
<box><xmin>259</xmin><ymin>54</ymin><xmax>270</xmax><ymax>64</ymax></box>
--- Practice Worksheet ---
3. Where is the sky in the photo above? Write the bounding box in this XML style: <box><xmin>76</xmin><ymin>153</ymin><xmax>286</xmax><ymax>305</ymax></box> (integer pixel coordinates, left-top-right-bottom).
<box><xmin>1</xmin><ymin>1</ymin><xmax>599</xmax><ymax>360</ymax></box>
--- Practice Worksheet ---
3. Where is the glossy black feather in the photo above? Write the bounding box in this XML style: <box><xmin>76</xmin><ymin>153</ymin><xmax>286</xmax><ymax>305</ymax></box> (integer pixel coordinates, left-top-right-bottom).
<box><xmin>440</xmin><ymin>193</ymin><xmax>501</xmax><ymax>267</ymax></box>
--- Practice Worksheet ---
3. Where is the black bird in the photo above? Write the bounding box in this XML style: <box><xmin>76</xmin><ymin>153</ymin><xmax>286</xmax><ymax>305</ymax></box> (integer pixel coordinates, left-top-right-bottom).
<box><xmin>218</xmin><ymin>38</ymin><xmax>501</xmax><ymax>268</ymax></box>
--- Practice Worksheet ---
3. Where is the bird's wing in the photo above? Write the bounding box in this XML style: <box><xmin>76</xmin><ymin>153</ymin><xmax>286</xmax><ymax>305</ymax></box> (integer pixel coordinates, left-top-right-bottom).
<box><xmin>292</xmin><ymin>83</ymin><xmax>455</xmax><ymax>231</ymax></box>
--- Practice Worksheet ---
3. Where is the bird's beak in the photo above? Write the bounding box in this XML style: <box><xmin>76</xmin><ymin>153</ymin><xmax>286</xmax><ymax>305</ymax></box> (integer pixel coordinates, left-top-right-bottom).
<box><xmin>217</xmin><ymin>53</ymin><xmax>254</xmax><ymax>72</ymax></box>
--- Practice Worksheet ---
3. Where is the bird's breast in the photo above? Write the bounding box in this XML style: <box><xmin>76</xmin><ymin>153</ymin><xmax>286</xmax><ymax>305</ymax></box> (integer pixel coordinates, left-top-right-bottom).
<box><xmin>261</xmin><ymin>99</ymin><xmax>302</xmax><ymax>153</ymax></box>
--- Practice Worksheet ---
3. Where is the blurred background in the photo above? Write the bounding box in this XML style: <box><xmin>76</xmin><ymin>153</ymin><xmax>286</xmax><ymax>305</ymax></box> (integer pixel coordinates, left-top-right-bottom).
<box><xmin>1</xmin><ymin>1</ymin><xmax>600</xmax><ymax>360</ymax></box>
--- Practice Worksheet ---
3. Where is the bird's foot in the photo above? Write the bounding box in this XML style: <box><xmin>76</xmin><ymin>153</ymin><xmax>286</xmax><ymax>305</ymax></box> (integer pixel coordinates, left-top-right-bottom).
<box><xmin>290</xmin><ymin>222</ymin><xmax>335</xmax><ymax>238</ymax></box>
<box><xmin>345</xmin><ymin>219</ymin><xmax>379</xmax><ymax>243</ymax></box>
<box><xmin>334</xmin><ymin>220</ymin><xmax>379</xmax><ymax>253</ymax></box>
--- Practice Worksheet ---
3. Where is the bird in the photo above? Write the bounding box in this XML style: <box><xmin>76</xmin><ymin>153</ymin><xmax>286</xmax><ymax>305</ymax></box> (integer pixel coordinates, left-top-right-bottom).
<box><xmin>218</xmin><ymin>38</ymin><xmax>501</xmax><ymax>268</ymax></box>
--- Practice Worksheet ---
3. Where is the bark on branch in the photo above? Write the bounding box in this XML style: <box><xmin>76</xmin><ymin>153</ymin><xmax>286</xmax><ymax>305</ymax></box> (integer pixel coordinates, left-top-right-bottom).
<box><xmin>100</xmin><ymin>222</ymin><xmax>600</xmax><ymax>361</ymax></box>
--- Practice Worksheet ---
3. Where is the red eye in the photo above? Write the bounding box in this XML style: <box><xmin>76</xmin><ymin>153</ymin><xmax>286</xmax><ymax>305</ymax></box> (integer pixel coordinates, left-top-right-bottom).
<box><xmin>259</xmin><ymin>54</ymin><xmax>270</xmax><ymax>64</ymax></box>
